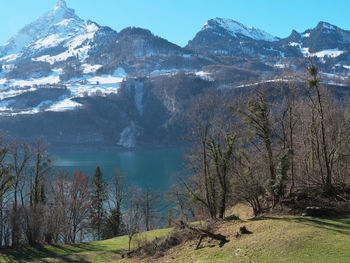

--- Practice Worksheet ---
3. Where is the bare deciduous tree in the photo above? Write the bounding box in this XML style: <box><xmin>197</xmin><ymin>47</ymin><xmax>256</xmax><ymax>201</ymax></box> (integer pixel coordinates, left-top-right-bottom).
<box><xmin>8</xmin><ymin>140</ymin><xmax>30</xmax><ymax>247</ymax></box>
<box><xmin>124</xmin><ymin>187</ymin><xmax>141</xmax><ymax>252</ymax></box>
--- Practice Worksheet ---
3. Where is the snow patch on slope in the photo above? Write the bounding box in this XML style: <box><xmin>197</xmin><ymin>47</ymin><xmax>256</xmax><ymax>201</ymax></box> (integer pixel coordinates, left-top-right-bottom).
<box><xmin>312</xmin><ymin>49</ymin><xmax>344</xmax><ymax>58</ymax></box>
<box><xmin>32</xmin><ymin>34</ymin><xmax>68</xmax><ymax>49</ymax></box>
<box><xmin>204</xmin><ymin>18</ymin><xmax>279</xmax><ymax>42</ymax></box>
<box><xmin>289</xmin><ymin>42</ymin><xmax>301</xmax><ymax>47</ymax></box>
<box><xmin>300</xmin><ymin>48</ymin><xmax>344</xmax><ymax>61</ymax></box>
<box><xmin>195</xmin><ymin>71</ymin><xmax>214</xmax><ymax>81</ymax></box>
<box><xmin>0</xmin><ymin>54</ymin><xmax>20</xmax><ymax>62</ymax></box>
<box><xmin>11</xmin><ymin>75</ymin><xmax>60</xmax><ymax>87</ymax></box>
<box><xmin>0</xmin><ymin>66</ymin><xmax>128</xmax><ymax>115</ymax></box>
<box><xmin>321</xmin><ymin>22</ymin><xmax>336</xmax><ymax>30</ymax></box>
<box><xmin>82</xmin><ymin>64</ymin><xmax>102</xmax><ymax>74</ymax></box>
<box><xmin>86</xmin><ymin>67</ymin><xmax>126</xmax><ymax>84</ymax></box>
<box><xmin>48</xmin><ymin>98</ymin><xmax>81</xmax><ymax>112</ymax></box>
<box><xmin>87</xmin><ymin>75</ymin><xmax>123</xmax><ymax>85</ymax></box>
<box><xmin>31</xmin><ymin>23</ymin><xmax>99</xmax><ymax>64</ymax></box>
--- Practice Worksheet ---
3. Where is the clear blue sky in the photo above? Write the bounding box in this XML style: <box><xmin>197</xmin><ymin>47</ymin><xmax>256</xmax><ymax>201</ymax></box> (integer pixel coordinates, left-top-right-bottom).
<box><xmin>0</xmin><ymin>0</ymin><xmax>349</xmax><ymax>47</ymax></box>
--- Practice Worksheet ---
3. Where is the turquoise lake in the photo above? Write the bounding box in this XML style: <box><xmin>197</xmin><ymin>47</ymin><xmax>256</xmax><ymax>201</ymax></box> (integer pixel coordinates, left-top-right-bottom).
<box><xmin>52</xmin><ymin>148</ymin><xmax>186</xmax><ymax>191</ymax></box>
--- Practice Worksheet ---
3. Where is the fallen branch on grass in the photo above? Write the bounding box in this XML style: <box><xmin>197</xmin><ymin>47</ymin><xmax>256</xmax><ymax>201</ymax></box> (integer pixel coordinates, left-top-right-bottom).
<box><xmin>179</xmin><ymin>221</ymin><xmax>229</xmax><ymax>249</ymax></box>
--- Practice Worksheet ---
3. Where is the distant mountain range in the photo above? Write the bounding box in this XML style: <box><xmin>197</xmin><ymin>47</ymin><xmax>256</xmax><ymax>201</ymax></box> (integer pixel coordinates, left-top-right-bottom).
<box><xmin>0</xmin><ymin>0</ymin><xmax>349</xmax><ymax>148</ymax></box>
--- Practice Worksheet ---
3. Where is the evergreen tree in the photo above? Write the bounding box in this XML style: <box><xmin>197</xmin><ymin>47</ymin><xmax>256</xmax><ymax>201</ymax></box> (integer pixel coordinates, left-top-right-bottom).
<box><xmin>101</xmin><ymin>169</ymin><xmax>126</xmax><ymax>239</ymax></box>
<box><xmin>101</xmin><ymin>208</ymin><xmax>124</xmax><ymax>239</ymax></box>
<box><xmin>271</xmin><ymin>149</ymin><xmax>292</xmax><ymax>200</ymax></box>
<box><xmin>90</xmin><ymin>166</ymin><xmax>108</xmax><ymax>240</ymax></box>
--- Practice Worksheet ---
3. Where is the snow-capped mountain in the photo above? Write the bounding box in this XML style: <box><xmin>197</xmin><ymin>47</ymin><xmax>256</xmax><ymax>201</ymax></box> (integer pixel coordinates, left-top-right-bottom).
<box><xmin>186</xmin><ymin>18</ymin><xmax>285</xmax><ymax>57</ymax></box>
<box><xmin>0</xmin><ymin>0</ymin><xmax>119</xmax><ymax>115</ymax></box>
<box><xmin>298</xmin><ymin>22</ymin><xmax>350</xmax><ymax>51</ymax></box>
<box><xmin>203</xmin><ymin>18</ymin><xmax>279</xmax><ymax>42</ymax></box>
<box><xmin>280</xmin><ymin>22</ymin><xmax>350</xmax><ymax>71</ymax></box>
<box><xmin>86</xmin><ymin>26</ymin><xmax>219</xmax><ymax>80</ymax></box>
<box><xmin>0</xmin><ymin>0</ymin><xmax>349</xmax><ymax>148</ymax></box>
<box><xmin>0</xmin><ymin>0</ymin><xmax>114</xmax><ymax>63</ymax></box>
<box><xmin>186</xmin><ymin>18</ymin><xmax>350</xmax><ymax>70</ymax></box>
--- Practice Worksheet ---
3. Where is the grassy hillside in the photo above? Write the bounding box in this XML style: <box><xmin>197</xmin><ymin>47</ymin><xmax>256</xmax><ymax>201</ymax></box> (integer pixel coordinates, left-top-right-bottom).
<box><xmin>1</xmin><ymin>206</ymin><xmax>350</xmax><ymax>263</ymax></box>
<box><xmin>0</xmin><ymin>229</ymin><xmax>171</xmax><ymax>263</ymax></box>
<box><xmin>141</xmin><ymin>216</ymin><xmax>350</xmax><ymax>263</ymax></box>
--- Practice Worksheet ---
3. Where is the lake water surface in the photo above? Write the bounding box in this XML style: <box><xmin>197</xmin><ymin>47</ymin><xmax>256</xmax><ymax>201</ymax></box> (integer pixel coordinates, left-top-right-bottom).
<box><xmin>52</xmin><ymin>148</ymin><xmax>185</xmax><ymax>191</ymax></box>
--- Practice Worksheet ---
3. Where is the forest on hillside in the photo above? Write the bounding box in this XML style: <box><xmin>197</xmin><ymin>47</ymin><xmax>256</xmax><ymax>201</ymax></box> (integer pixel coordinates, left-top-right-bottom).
<box><xmin>1</xmin><ymin>63</ymin><xmax>350</xmax><ymax>251</ymax></box>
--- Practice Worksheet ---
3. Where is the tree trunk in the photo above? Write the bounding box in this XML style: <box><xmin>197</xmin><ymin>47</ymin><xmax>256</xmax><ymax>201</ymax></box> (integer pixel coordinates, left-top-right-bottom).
<box><xmin>266</xmin><ymin>138</ymin><xmax>275</xmax><ymax>181</ymax></box>
<box><xmin>218</xmin><ymin>191</ymin><xmax>226</xmax><ymax>219</ymax></box>
<box><xmin>289</xmin><ymin>107</ymin><xmax>295</xmax><ymax>196</ymax></box>
<box><xmin>0</xmin><ymin>197</ymin><xmax>3</xmax><ymax>248</ymax></box>
<box><xmin>316</xmin><ymin>86</ymin><xmax>332</xmax><ymax>193</ymax></box>
<box><xmin>128</xmin><ymin>236</ymin><xmax>132</xmax><ymax>252</ymax></box>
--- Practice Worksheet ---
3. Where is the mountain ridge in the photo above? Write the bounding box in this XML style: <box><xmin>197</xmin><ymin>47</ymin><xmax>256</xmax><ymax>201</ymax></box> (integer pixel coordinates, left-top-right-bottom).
<box><xmin>0</xmin><ymin>0</ymin><xmax>349</xmax><ymax>148</ymax></box>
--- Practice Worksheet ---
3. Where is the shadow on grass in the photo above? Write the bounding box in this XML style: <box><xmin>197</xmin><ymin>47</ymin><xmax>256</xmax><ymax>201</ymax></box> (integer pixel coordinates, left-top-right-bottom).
<box><xmin>40</xmin><ymin>249</ymin><xmax>125</xmax><ymax>263</ymax></box>
<box><xmin>249</xmin><ymin>216</ymin><xmax>350</xmax><ymax>235</ymax></box>
<box><xmin>0</xmin><ymin>243</ymin><xmax>125</xmax><ymax>263</ymax></box>
<box><xmin>294</xmin><ymin>217</ymin><xmax>350</xmax><ymax>235</ymax></box>
<box><xmin>1</xmin><ymin>245</ymin><xmax>62</xmax><ymax>263</ymax></box>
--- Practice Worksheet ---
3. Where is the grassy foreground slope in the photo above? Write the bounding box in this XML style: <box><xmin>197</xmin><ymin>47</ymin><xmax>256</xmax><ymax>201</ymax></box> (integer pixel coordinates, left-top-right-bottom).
<box><xmin>1</xmin><ymin>207</ymin><xmax>350</xmax><ymax>263</ymax></box>
<box><xmin>0</xmin><ymin>229</ymin><xmax>171</xmax><ymax>263</ymax></box>
<box><xmin>145</xmin><ymin>216</ymin><xmax>350</xmax><ymax>263</ymax></box>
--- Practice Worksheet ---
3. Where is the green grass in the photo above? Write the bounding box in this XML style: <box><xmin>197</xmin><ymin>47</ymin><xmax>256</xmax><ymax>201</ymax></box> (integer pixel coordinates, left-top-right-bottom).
<box><xmin>1</xmin><ymin>213</ymin><xmax>350</xmax><ymax>262</ymax></box>
<box><xmin>0</xmin><ymin>228</ymin><xmax>171</xmax><ymax>263</ymax></box>
<box><xmin>155</xmin><ymin>216</ymin><xmax>350</xmax><ymax>263</ymax></box>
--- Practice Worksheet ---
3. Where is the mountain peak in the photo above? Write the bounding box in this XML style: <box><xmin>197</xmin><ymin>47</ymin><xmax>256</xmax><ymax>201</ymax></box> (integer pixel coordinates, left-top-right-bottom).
<box><xmin>315</xmin><ymin>21</ymin><xmax>337</xmax><ymax>31</ymax></box>
<box><xmin>49</xmin><ymin>0</ymin><xmax>77</xmax><ymax>21</ymax></box>
<box><xmin>288</xmin><ymin>29</ymin><xmax>301</xmax><ymax>39</ymax></box>
<box><xmin>203</xmin><ymin>17</ymin><xmax>278</xmax><ymax>42</ymax></box>
<box><xmin>120</xmin><ymin>27</ymin><xmax>153</xmax><ymax>35</ymax></box>
<box><xmin>54</xmin><ymin>0</ymin><xmax>68</xmax><ymax>10</ymax></box>
<box><xmin>204</xmin><ymin>18</ymin><xmax>244</xmax><ymax>31</ymax></box>
<box><xmin>0</xmin><ymin>0</ymin><xmax>90</xmax><ymax>59</ymax></box>
<box><xmin>14</xmin><ymin>0</ymin><xmax>80</xmax><ymax>38</ymax></box>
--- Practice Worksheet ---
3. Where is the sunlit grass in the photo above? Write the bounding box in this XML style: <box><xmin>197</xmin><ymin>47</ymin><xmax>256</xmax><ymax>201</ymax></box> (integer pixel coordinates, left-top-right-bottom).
<box><xmin>152</xmin><ymin>216</ymin><xmax>350</xmax><ymax>263</ymax></box>
<box><xmin>1</xmin><ymin>206</ymin><xmax>350</xmax><ymax>263</ymax></box>
<box><xmin>0</xmin><ymin>228</ymin><xmax>171</xmax><ymax>263</ymax></box>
